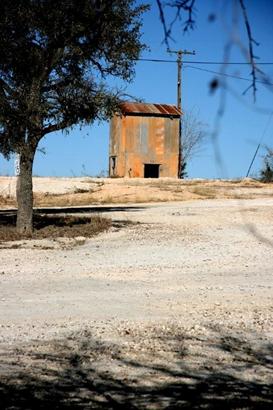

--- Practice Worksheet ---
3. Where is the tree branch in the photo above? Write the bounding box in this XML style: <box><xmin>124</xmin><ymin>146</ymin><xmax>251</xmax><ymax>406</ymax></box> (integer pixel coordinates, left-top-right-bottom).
<box><xmin>41</xmin><ymin>121</ymin><xmax>69</xmax><ymax>136</ymax></box>
<box><xmin>156</xmin><ymin>0</ymin><xmax>196</xmax><ymax>47</ymax></box>
<box><xmin>238</xmin><ymin>0</ymin><xmax>259</xmax><ymax>101</ymax></box>
<box><xmin>156</xmin><ymin>0</ymin><xmax>172</xmax><ymax>48</ymax></box>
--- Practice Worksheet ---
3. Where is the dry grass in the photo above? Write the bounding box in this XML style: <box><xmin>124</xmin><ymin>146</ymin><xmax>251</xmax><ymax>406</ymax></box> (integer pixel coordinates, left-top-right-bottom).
<box><xmin>0</xmin><ymin>195</ymin><xmax>15</xmax><ymax>207</ymax></box>
<box><xmin>188</xmin><ymin>186</ymin><xmax>218</xmax><ymax>199</ymax></box>
<box><xmin>0</xmin><ymin>214</ymin><xmax>111</xmax><ymax>242</ymax></box>
<box><xmin>1</xmin><ymin>178</ymin><xmax>273</xmax><ymax>209</ymax></box>
<box><xmin>33</xmin><ymin>191</ymin><xmax>99</xmax><ymax>207</ymax></box>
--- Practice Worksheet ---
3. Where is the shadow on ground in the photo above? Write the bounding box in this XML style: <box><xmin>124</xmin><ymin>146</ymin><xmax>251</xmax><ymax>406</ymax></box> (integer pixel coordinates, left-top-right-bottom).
<box><xmin>0</xmin><ymin>206</ymin><xmax>145</xmax><ymax>241</ymax></box>
<box><xmin>0</xmin><ymin>325</ymin><xmax>272</xmax><ymax>409</ymax></box>
<box><xmin>0</xmin><ymin>205</ymin><xmax>147</xmax><ymax>221</ymax></box>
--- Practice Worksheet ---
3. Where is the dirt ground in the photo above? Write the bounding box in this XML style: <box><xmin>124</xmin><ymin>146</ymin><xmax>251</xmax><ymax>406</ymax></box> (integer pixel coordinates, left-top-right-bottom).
<box><xmin>1</xmin><ymin>176</ymin><xmax>273</xmax><ymax>207</ymax></box>
<box><xmin>0</xmin><ymin>177</ymin><xmax>273</xmax><ymax>408</ymax></box>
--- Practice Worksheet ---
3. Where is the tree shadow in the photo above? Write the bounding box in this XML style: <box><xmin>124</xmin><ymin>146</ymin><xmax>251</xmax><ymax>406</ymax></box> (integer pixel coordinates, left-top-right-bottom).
<box><xmin>0</xmin><ymin>325</ymin><xmax>272</xmax><ymax>409</ymax></box>
<box><xmin>0</xmin><ymin>205</ymin><xmax>146</xmax><ymax>241</ymax></box>
<box><xmin>0</xmin><ymin>205</ymin><xmax>147</xmax><ymax>221</ymax></box>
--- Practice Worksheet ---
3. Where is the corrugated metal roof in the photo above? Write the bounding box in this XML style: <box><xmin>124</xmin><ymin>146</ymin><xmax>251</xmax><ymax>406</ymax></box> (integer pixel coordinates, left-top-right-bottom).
<box><xmin>119</xmin><ymin>102</ymin><xmax>182</xmax><ymax>117</ymax></box>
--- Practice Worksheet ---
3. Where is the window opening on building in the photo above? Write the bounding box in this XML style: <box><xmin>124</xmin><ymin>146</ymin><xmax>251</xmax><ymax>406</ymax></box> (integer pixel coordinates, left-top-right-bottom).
<box><xmin>110</xmin><ymin>156</ymin><xmax>116</xmax><ymax>176</ymax></box>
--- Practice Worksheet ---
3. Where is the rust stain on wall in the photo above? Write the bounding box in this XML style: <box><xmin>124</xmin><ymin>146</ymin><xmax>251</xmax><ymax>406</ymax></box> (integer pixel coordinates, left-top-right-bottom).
<box><xmin>109</xmin><ymin>102</ymin><xmax>181</xmax><ymax>178</ymax></box>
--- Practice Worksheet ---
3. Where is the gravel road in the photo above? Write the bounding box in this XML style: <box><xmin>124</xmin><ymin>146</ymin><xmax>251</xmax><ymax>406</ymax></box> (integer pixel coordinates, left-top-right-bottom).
<box><xmin>0</xmin><ymin>198</ymin><xmax>273</xmax><ymax>408</ymax></box>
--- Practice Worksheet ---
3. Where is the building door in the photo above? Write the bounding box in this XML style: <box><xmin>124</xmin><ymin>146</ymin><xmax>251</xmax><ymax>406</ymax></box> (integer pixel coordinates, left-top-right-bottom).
<box><xmin>144</xmin><ymin>164</ymin><xmax>160</xmax><ymax>178</ymax></box>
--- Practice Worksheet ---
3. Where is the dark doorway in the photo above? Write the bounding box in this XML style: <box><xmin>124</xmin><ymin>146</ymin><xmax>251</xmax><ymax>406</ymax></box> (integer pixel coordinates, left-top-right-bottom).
<box><xmin>144</xmin><ymin>164</ymin><xmax>160</xmax><ymax>178</ymax></box>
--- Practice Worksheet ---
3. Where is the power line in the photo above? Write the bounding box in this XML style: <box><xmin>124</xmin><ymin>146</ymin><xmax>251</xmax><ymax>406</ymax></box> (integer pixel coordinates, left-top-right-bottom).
<box><xmin>186</xmin><ymin>61</ymin><xmax>273</xmax><ymax>65</ymax></box>
<box><xmin>136</xmin><ymin>57</ymin><xmax>273</xmax><ymax>85</ymax></box>
<box><xmin>137</xmin><ymin>58</ymin><xmax>177</xmax><ymax>63</ymax></box>
<box><xmin>137</xmin><ymin>58</ymin><xmax>273</xmax><ymax>65</ymax></box>
<box><xmin>184</xmin><ymin>65</ymin><xmax>273</xmax><ymax>86</ymax></box>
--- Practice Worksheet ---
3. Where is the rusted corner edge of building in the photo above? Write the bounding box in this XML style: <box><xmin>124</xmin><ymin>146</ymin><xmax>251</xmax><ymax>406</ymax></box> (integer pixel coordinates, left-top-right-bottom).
<box><xmin>119</xmin><ymin>102</ymin><xmax>182</xmax><ymax>118</ymax></box>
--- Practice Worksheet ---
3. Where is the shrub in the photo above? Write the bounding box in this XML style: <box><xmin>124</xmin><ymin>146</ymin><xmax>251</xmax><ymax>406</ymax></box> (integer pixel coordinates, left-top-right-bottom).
<box><xmin>260</xmin><ymin>148</ymin><xmax>273</xmax><ymax>183</ymax></box>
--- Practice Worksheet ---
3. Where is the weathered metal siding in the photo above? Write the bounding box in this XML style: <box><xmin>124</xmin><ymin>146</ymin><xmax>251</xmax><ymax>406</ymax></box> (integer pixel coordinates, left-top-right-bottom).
<box><xmin>119</xmin><ymin>102</ymin><xmax>181</xmax><ymax>117</ymax></box>
<box><xmin>109</xmin><ymin>113</ymin><xmax>179</xmax><ymax>178</ymax></box>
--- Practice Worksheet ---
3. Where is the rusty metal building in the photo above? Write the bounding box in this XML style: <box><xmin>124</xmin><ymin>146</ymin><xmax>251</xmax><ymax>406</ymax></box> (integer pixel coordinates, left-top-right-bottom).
<box><xmin>109</xmin><ymin>102</ymin><xmax>181</xmax><ymax>178</ymax></box>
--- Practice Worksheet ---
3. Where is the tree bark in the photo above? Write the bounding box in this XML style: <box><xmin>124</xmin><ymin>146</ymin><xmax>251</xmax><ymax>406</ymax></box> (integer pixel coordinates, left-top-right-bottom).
<box><xmin>16</xmin><ymin>148</ymin><xmax>35</xmax><ymax>235</ymax></box>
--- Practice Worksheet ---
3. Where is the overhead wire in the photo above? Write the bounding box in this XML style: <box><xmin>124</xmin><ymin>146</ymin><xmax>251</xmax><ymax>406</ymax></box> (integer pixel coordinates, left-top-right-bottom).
<box><xmin>183</xmin><ymin>65</ymin><xmax>273</xmax><ymax>86</ymax></box>
<box><xmin>135</xmin><ymin>57</ymin><xmax>273</xmax><ymax>86</ymax></box>
<box><xmin>136</xmin><ymin>58</ymin><xmax>273</xmax><ymax>65</ymax></box>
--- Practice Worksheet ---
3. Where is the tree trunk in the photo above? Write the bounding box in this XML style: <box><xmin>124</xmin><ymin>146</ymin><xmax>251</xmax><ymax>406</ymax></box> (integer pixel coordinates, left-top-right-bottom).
<box><xmin>16</xmin><ymin>148</ymin><xmax>35</xmax><ymax>235</ymax></box>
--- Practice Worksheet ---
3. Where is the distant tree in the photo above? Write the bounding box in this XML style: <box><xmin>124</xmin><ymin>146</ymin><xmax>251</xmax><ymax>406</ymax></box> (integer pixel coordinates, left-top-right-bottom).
<box><xmin>0</xmin><ymin>0</ymin><xmax>147</xmax><ymax>234</ymax></box>
<box><xmin>260</xmin><ymin>148</ymin><xmax>273</xmax><ymax>182</ymax></box>
<box><xmin>180</xmin><ymin>110</ymin><xmax>206</xmax><ymax>178</ymax></box>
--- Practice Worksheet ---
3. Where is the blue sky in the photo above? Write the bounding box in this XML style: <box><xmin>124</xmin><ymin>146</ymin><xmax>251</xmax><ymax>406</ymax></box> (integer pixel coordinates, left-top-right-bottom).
<box><xmin>1</xmin><ymin>0</ymin><xmax>273</xmax><ymax>179</ymax></box>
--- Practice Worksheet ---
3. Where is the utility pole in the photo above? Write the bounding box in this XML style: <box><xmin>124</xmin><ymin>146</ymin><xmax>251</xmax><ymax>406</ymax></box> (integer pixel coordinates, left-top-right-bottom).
<box><xmin>168</xmin><ymin>48</ymin><xmax>195</xmax><ymax>177</ymax></box>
